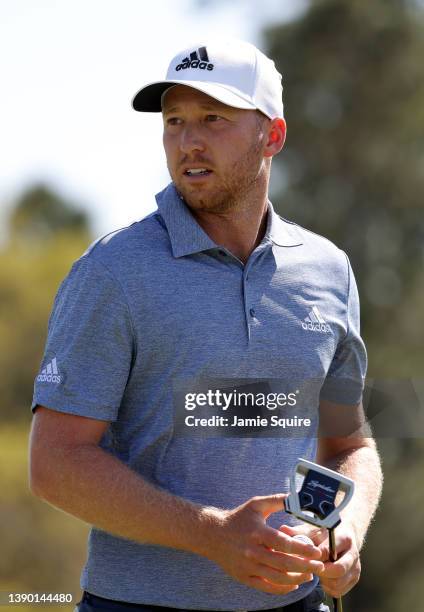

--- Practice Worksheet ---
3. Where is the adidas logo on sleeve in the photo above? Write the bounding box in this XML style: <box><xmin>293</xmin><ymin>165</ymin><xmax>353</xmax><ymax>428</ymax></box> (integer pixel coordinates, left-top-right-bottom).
<box><xmin>36</xmin><ymin>357</ymin><xmax>62</xmax><ymax>384</ymax></box>
<box><xmin>301</xmin><ymin>306</ymin><xmax>331</xmax><ymax>333</ymax></box>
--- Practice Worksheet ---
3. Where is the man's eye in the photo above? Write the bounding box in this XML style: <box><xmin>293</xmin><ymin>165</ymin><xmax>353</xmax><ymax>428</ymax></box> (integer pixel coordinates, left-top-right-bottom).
<box><xmin>205</xmin><ymin>114</ymin><xmax>222</xmax><ymax>122</ymax></box>
<box><xmin>167</xmin><ymin>117</ymin><xmax>182</xmax><ymax>125</ymax></box>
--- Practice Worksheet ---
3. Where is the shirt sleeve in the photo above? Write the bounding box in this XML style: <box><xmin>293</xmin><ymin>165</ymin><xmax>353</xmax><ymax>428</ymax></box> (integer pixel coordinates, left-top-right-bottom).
<box><xmin>320</xmin><ymin>253</ymin><xmax>367</xmax><ymax>406</ymax></box>
<box><xmin>31</xmin><ymin>255</ymin><xmax>135</xmax><ymax>421</ymax></box>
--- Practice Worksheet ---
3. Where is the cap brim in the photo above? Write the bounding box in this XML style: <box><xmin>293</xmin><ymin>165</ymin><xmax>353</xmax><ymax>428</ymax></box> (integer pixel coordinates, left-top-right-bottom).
<box><xmin>132</xmin><ymin>80</ymin><xmax>257</xmax><ymax>112</ymax></box>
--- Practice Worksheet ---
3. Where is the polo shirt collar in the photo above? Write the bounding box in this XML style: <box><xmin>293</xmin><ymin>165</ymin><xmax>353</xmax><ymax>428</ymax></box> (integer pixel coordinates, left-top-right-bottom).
<box><xmin>156</xmin><ymin>183</ymin><xmax>216</xmax><ymax>258</ymax></box>
<box><xmin>266</xmin><ymin>203</ymin><xmax>304</xmax><ymax>248</ymax></box>
<box><xmin>155</xmin><ymin>183</ymin><xmax>302</xmax><ymax>258</ymax></box>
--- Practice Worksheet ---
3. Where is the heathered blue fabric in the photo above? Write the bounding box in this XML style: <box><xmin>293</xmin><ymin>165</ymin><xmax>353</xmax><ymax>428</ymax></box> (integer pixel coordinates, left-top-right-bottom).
<box><xmin>32</xmin><ymin>182</ymin><xmax>367</xmax><ymax>611</ymax></box>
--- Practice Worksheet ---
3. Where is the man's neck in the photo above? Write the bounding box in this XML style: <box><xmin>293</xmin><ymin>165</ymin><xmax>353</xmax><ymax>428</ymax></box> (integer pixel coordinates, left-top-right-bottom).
<box><xmin>190</xmin><ymin>197</ymin><xmax>269</xmax><ymax>264</ymax></box>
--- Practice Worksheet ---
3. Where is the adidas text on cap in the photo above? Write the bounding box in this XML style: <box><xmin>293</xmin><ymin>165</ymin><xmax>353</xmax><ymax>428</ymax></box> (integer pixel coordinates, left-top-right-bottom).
<box><xmin>132</xmin><ymin>39</ymin><xmax>284</xmax><ymax>120</ymax></box>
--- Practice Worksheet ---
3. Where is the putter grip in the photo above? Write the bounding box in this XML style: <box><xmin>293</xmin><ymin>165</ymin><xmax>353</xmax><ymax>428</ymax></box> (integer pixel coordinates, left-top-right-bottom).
<box><xmin>329</xmin><ymin>529</ymin><xmax>343</xmax><ymax>612</ymax></box>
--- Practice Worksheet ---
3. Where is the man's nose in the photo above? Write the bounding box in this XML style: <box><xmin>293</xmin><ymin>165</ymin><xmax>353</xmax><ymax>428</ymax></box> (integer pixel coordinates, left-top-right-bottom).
<box><xmin>179</xmin><ymin>125</ymin><xmax>206</xmax><ymax>154</ymax></box>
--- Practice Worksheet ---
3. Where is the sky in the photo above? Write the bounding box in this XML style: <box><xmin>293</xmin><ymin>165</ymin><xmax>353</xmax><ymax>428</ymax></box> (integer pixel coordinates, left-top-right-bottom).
<box><xmin>0</xmin><ymin>0</ymin><xmax>308</xmax><ymax>240</ymax></box>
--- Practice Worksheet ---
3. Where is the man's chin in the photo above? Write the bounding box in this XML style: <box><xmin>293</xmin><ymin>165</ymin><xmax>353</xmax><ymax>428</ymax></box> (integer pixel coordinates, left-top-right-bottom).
<box><xmin>176</xmin><ymin>186</ymin><xmax>216</xmax><ymax>211</ymax></box>
<box><xmin>175</xmin><ymin>185</ymin><xmax>234</xmax><ymax>214</ymax></box>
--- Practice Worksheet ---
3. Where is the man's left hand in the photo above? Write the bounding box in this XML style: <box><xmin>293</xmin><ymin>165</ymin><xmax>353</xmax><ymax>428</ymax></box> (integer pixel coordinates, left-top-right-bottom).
<box><xmin>278</xmin><ymin>522</ymin><xmax>361</xmax><ymax>598</ymax></box>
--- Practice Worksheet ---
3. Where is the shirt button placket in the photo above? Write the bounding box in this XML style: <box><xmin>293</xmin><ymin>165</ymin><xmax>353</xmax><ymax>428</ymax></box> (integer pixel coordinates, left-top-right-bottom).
<box><xmin>244</xmin><ymin>265</ymin><xmax>257</xmax><ymax>341</ymax></box>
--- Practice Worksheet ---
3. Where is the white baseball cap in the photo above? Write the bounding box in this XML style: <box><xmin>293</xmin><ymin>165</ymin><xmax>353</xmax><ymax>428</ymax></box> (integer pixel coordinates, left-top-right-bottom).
<box><xmin>132</xmin><ymin>39</ymin><xmax>284</xmax><ymax>119</ymax></box>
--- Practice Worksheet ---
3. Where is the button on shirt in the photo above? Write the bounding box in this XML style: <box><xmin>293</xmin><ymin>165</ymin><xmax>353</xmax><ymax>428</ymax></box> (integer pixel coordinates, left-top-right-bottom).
<box><xmin>32</xmin><ymin>182</ymin><xmax>367</xmax><ymax>610</ymax></box>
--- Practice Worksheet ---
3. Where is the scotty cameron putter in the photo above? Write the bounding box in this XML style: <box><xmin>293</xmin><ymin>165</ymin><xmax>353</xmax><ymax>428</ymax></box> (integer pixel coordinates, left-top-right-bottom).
<box><xmin>284</xmin><ymin>459</ymin><xmax>355</xmax><ymax>612</ymax></box>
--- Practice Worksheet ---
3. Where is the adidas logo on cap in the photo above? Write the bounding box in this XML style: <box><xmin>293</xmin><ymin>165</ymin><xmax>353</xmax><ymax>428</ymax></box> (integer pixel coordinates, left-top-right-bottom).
<box><xmin>132</xmin><ymin>39</ymin><xmax>284</xmax><ymax>119</ymax></box>
<box><xmin>301</xmin><ymin>306</ymin><xmax>331</xmax><ymax>333</ymax></box>
<box><xmin>175</xmin><ymin>46</ymin><xmax>214</xmax><ymax>72</ymax></box>
<box><xmin>36</xmin><ymin>357</ymin><xmax>62</xmax><ymax>384</ymax></box>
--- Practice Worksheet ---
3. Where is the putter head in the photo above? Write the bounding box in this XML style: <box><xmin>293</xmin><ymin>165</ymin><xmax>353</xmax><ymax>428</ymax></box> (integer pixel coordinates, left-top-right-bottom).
<box><xmin>284</xmin><ymin>458</ymin><xmax>355</xmax><ymax>529</ymax></box>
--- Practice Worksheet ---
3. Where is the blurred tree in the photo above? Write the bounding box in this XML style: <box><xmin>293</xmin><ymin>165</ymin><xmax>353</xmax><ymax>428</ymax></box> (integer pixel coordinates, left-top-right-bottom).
<box><xmin>264</xmin><ymin>0</ymin><xmax>424</xmax><ymax>376</ymax></box>
<box><xmin>0</xmin><ymin>184</ymin><xmax>93</xmax><ymax>422</ymax></box>
<box><xmin>8</xmin><ymin>183</ymin><xmax>90</xmax><ymax>245</ymax></box>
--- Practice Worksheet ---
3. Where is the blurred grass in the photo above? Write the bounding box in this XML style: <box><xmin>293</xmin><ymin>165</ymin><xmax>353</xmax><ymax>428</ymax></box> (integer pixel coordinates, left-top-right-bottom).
<box><xmin>0</xmin><ymin>422</ymin><xmax>89</xmax><ymax>611</ymax></box>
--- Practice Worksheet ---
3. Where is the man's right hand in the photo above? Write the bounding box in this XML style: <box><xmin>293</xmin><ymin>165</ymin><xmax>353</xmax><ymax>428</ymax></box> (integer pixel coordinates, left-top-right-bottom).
<box><xmin>205</xmin><ymin>494</ymin><xmax>325</xmax><ymax>595</ymax></box>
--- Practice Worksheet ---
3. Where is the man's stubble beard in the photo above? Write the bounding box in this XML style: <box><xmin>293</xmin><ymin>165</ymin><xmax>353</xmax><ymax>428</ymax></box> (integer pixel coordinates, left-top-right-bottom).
<box><xmin>171</xmin><ymin>137</ymin><xmax>266</xmax><ymax>214</ymax></box>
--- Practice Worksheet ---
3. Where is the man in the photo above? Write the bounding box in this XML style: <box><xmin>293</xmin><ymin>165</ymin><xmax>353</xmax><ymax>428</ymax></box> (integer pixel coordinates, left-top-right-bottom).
<box><xmin>29</xmin><ymin>39</ymin><xmax>382</xmax><ymax>612</ymax></box>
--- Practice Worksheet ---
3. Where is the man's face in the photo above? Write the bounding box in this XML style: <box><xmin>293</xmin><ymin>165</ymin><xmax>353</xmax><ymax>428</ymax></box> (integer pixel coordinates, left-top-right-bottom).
<box><xmin>162</xmin><ymin>85</ymin><xmax>269</xmax><ymax>213</ymax></box>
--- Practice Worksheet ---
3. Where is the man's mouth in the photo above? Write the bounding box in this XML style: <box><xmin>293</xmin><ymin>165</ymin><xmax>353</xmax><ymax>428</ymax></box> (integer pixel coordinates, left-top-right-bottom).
<box><xmin>183</xmin><ymin>168</ymin><xmax>213</xmax><ymax>177</ymax></box>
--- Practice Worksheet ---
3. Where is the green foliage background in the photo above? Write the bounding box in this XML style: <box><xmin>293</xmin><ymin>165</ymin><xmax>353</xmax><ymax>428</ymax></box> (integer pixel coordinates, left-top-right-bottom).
<box><xmin>1</xmin><ymin>185</ymin><xmax>92</xmax><ymax>610</ymax></box>
<box><xmin>0</xmin><ymin>426</ymin><xmax>89</xmax><ymax>612</ymax></box>
<box><xmin>1</xmin><ymin>1</ymin><xmax>423</xmax><ymax>610</ymax></box>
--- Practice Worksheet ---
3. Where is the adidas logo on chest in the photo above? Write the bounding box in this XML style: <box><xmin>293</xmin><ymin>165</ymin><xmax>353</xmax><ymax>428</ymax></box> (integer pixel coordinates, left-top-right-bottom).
<box><xmin>301</xmin><ymin>305</ymin><xmax>331</xmax><ymax>333</ymax></box>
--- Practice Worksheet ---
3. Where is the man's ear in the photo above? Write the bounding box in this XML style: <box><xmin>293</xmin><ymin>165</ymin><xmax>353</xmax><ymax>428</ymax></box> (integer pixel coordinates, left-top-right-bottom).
<box><xmin>264</xmin><ymin>118</ymin><xmax>287</xmax><ymax>157</ymax></box>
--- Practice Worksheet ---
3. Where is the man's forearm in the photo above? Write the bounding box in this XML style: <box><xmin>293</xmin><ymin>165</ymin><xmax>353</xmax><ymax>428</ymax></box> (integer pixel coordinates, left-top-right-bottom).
<box><xmin>321</xmin><ymin>442</ymin><xmax>383</xmax><ymax>549</ymax></box>
<box><xmin>32</xmin><ymin>444</ymin><xmax>224</xmax><ymax>557</ymax></box>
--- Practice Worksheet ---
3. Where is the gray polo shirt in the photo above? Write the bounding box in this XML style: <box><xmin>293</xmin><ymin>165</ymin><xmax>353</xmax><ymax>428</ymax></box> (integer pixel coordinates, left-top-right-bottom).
<box><xmin>32</xmin><ymin>182</ymin><xmax>367</xmax><ymax>611</ymax></box>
